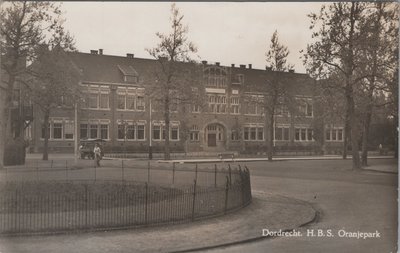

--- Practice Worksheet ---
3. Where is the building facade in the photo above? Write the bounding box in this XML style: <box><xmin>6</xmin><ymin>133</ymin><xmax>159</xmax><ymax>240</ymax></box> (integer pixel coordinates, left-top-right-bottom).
<box><xmin>29</xmin><ymin>50</ymin><xmax>345</xmax><ymax>155</ymax></box>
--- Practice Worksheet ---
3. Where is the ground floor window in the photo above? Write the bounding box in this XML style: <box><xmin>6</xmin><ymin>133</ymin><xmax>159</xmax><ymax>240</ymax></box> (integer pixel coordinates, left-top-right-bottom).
<box><xmin>190</xmin><ymin>125</ymin><xmax>199</xmax><ymax>141</ymax></box>
<box><xmin>41</xmin><ymin>118</ymin><xmax>75</xmax><ymax>140</ymax></box>
<box><xmin>295</xmin><ymin>127</ymin><xmax>314</xmax><ymax>142</ymax></box>
<box><xmin>244</xmin><ymin>125</ymin><xmax>264</xmax><ymax>141</ymax></box>
<box><xmin>326</xmin><ymin>128</ymin><xmax>343</xmax><ymax>141</ymax></box>
<box><xmin>80</xmin><ymin>120</ymin><xmax>110</xmax><ymax>140</ymax></box>
<box><xmin>231</xmin><ymin>130</ymin><xmax>239</xmax><ymax>141</ymax></box>
<box><xmin>274</xmin><ymin>126</ymin><xmax>290</xmax><ymax>141</ymax></box>
<box><xmin>117</xmin><ymin>121</ymin><xmax>146</xmax><ymax>141</ymax></box>
<box><xmin>152</xmin><ymin>122</ymin><xmax>180</xmax><ymax>141</ymax></box>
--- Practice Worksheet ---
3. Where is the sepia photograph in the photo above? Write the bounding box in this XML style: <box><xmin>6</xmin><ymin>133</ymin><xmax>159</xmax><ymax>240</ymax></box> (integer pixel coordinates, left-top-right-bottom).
<box><xmin>0</xmin><ymin>1</ymin><xmax>398</xmax><ymax>252</ymax></box>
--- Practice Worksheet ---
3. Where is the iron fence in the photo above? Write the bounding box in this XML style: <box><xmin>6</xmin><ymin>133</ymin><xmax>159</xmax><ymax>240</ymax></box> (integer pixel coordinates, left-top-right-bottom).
<box><xmin>0</xmin><ymin>164</ymin><xmax>251</xmax><ymax>235</ymax></box>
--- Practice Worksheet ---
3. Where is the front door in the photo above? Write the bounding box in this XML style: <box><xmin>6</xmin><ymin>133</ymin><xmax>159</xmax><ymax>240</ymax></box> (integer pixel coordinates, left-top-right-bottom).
<box><xmin>208</xmin><ymin>133</ymin><xmax>216</xmax><ymax>147</ymax></box>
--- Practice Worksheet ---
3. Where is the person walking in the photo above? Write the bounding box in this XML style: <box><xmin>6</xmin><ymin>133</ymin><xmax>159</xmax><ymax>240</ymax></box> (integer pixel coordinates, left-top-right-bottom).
<box><xmin>94</xmin><ymin>143</ymin><xmax>102</xmax><ymax>167</ymax></box>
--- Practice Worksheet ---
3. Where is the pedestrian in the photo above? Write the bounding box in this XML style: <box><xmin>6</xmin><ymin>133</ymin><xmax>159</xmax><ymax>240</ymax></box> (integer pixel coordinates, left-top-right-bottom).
<box><xmin>379</xmin><ymin>144</ymin><xmax>383</xmax><ymax>155</ymax></box>
<box><xmin>94</xmin><ymin>143</ymin><xmax>102</xmax><ymax>167</ymax></box>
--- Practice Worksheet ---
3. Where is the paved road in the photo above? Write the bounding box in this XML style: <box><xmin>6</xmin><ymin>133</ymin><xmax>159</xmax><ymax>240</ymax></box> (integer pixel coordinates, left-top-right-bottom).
<box><xmin>205</xmin><ymin>159</ymin><xmax>398</xmax><ymax>253</ymax></box>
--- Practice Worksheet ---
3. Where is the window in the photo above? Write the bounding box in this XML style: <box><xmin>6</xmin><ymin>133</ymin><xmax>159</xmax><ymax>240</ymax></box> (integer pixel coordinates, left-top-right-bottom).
<box><xmin>53</xmin><ymin>123</ymin><xmax>62</xmax><ymax>139</ymax></box>
<box><xmin>153</xmin><ymin>125</ymin><xmax>161</xmax><ymax>140</ymax></box>
<box><xmin>126</xmin><ymin>125</ymin><xmax>135</xmax><ymax>140</ymax></box>
<box><xmin>232</xmin><ymin>74</ymin><xmax>244</xmax><ymax>84</ymax></box>
<box><xmin>190</xmin><ymin>125</ymin><xmax>199</xmax><ymax>141</ymax></box>
<box><xmin>90</xmin><ymin>124</ymin><xmax>98</xmax><ymax>139</ymax></box>
<box><xmin>88</xmin><ymin>94</ymin><xmax>98</xmax><ymax>108</ymax></box>
<box><xmin>100</xmin><ymin>124</ymin><xmax>108</xmax><ymax>140</ymax></box>
<box><xmin>137</xmin><ymin>96</ymin><xmax>145</xmax><ymax>110</ymax></box>
<box><xmin>306</xmin><ymin>102</ymin><xmax>313</xmax><ymax>117</ymax></box>
<box><xmin>245</xmin><ymin>95</ymin><xmax>263</xmax><ymax>115</ymax></box>
<box><xmin>99</xmin><ymin>93</ymin><xmax>109</xmax><ymax>109</ymax></box>
<box><xmin>295</xmin><ymin>127</ymin><xmax>313</xmax><ymax>141</ymax></box>
<box><xmin>297</xmin><ymin>99</ymin><xmax>313</xmax><ymax>117</ymax></box>
<box><xmin>117</xmin><ymin>95</ymin><xmax>125</xmax><ymax>110</ymax></box>
<box><xmin>64</xmin><ymin>121</ymin><xmax>74</xmax><ymax>139</ymax></box>
<box><xmin>192</xmin><ymin>104</ymin><xmax>200</xmax><ymax>113</ymax></box>
<box><xmin>208</xmin><ymin>94</ymin><xmax>226</xmax><ymax>114</ymax></box>
<box><xmin>80</xmin><ymin>124</ymin><xmax>88</xmax><ymax>139</ymax></box>
<box><xmin>127</xmin><ymin>95</ymin><xmax>135</xmax><ymax>110</ymax></box>
<box><xmin>274</xmin><ymin>127</ymin><xmax>290</xmax><ymax>141</ymax></box>
<box><xmin>231</xmin><ymin>130</ymin><xmax>239</xmax><ymax>141</ymax></box>
<box><xmin>326</xmin><ymin>128</ymin><xmax>344</xmax><ymax>141</ymax></box>
<box><xmin>171</xmin><ymin>126</ymin><xmax>179</xmax><ymax>140</ymax></box>
<box><xmin>137</xmin><ymin>125</ymin><xmax>145</xmax><ymax>140</ymax></box>
<box><xmin>244</xmin><ymin>125</ymin><xmax>264</xmax><ymax>141</ymax></box>
<box><xmin>203</xmin><ymin>67</ymin><xmax>227</xmax><ymax>88</ymax></box>
<box><xmin>257</xmin><ymin>127</ymin><xmax>264</xmax><ymax>141</ymax></box>
<box><xmin>230</xmin><ymin>97</ymin><xmax>240</xmax><ymax>114</ymax></box>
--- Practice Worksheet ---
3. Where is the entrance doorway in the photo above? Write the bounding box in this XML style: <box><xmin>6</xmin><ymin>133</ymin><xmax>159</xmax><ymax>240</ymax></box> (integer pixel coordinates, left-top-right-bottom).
<box><xmin>205</xmin><ymin>123</ymin><xmax>225</xmax><ymax>150</ymax></box>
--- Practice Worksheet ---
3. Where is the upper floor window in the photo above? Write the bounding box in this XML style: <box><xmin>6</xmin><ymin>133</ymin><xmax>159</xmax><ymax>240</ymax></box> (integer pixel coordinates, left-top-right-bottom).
<box><xmin>83</xmin><ymin>85</ymin><xmax>110</xmax><ymax>110</ymax></box>
<box><xmin>208</xmin><ymin>94</ymin><xmax>227</xmax><ymax>114</ymax></box>
<box><xmin>296</xmin><ymin>98</ymin><xmax>313</xmax><ymax>117</ymax></box>
<box><xmin>118</xmin><ymin>65</ymin><xmax>139</xmax><ymax>84</ymax></box>
<box><xmin>117</xmin><ymin>87</ymin><xmax>145</xmax><ymax>111</ymax></box>
<box><xmin>230</xmin><ymin>96</ymin><xmax>240</xmax><ymax>114</ymax></box>
<box><xmin>244</xmin><ymin>95</ymin><xmax>264</xmax><ymax>116</ymax></box>
<box><xmin>203</xmin><ymin>67</ymin><xmax>227</xmax><ymax>88</ymax></box>
<box><xmin>232</xmin><ymin>74</ymin><xmax>244</xmax><ymax>85</ymax></box>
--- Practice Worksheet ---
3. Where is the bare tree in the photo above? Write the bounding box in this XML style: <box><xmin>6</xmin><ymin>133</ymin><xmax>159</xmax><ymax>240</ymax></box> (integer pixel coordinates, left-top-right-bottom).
<box><xmin>303</xmin><ymin>2</ymin><xmax>367</xmax><ymax>169</ymax></box>
<box><xmin>25</xmin><ymin>45</ymin><xmax>81</xmax><ymax>160</ymax></box>
<box><xmin>264</xmin><ymin>30</ymin><xmax>294</xmax><ymax>161</ymax></box>
<box><xmin>0</xmin><ymin>1</ymin><xmax>73</xmax><ymax>166</ymax></box>
<box><xmin>146</xmin><ymin>3</ymin><xmax>198</xmax><ymax>160</ymax></box>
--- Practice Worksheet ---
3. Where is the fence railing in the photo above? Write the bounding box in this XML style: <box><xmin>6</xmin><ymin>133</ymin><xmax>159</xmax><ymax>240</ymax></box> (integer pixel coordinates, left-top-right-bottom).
<box><xmin>0</xmin><ymin>164</ymin><xmax>252</xmax><ymax>234</ymax></box>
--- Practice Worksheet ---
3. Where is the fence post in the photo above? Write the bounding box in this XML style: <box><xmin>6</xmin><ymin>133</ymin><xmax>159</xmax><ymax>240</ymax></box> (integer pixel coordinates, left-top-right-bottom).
<box><xmin>224</xmin><ymin>176</ymin><xmax>229</xmax><ymax>214</ymax></box>
<box><xmin>192</xmin><ymin>179</ymin><xmax>197</xmax><ymax>221</ymax></box>
<box><xmin>172</xmin><ymin>162</ymin><xmax>175</xmax><ymax>185</ymax></box>
<box><xmin>147</xmin><ymin>161</ymin><xmax>150</xmax><ymax>183</ymax></box>
<box><xmin>214</xmin><ymin>164</ymin><xmax>217</xmax><ymax>188</ymax></box>
<box><xmin>145</xmin><ymin>182</ymin><xmax>148</xmax><ymax>225</ymax></box>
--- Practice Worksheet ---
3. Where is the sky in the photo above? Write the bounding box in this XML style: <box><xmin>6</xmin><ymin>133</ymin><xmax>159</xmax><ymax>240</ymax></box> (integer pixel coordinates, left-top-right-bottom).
<box><xmin>61</xmin><ymin>2</ymin><xmax>325</xmax><ymax>74</ymax></box>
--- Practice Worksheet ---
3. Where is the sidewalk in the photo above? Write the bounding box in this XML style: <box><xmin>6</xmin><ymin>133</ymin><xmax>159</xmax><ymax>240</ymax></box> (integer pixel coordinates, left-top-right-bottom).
<box><xmin>0</xmin><ymin>191</ymin><xmax>316</xmax><ymax>253</ymax></box>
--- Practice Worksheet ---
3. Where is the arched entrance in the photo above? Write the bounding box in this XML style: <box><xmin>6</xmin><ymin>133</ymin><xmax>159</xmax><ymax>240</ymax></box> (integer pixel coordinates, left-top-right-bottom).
<box><xmin>205</xmin><ymin>123</ymin><xmax>226</xmax><ymax>151</ymax></box>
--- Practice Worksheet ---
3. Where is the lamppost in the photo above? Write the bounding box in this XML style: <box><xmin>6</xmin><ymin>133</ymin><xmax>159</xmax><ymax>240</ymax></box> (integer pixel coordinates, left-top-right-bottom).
<box><xmin>149</xmin><ymin>98</ymin><xmax>153</xmax><ymax>160</ymax></box>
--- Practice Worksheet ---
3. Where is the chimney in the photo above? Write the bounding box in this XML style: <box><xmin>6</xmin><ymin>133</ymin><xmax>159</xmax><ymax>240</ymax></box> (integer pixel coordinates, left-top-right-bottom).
<box><xmin>127</xmin><ymin>53</ymin><xmax>134</xmax><ymax>58</ymax></box>
<box><xmin>240</xmin><ymin>64</ymin><xmax>246</xmax><ymax>69</ymax></box>
<box><xmin>289</xmin><ymin>69</ymin><xmax>295</xmax><ymax>73</ymax></box>
<box><xmin>215</xmin><ymin>62</ymin><xmax>220</xmax><ymax>66</ymax></box>
<box><xmin>201</xmin><ymin>60</ymin><xmax>207</xmax><ymax>65</ymax></box>
<box><xmin>231</xmin><ymin>64</ymin><xmax>235</xmax><ymax>68</ymax></box>
<box><xmin>90</xmin><ymin>50</ymin><xmax>98</xmax><ymax>55</ymax></box>
<box><xmin>248</xmin><ymin>64</ymin><xmax>252</xmax><ymax>69</ymax></box>
<box><xmin>99</xmin><ymin>49</ymin><xmax>103</xmax><ymax>55</ymax></box>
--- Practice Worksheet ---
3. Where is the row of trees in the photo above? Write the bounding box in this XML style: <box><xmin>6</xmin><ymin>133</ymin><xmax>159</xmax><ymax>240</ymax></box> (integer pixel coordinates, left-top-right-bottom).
<box><xmin>0</xmin><ymin>2</ymin><xmax>397</xmax><ymax>166</ymax></box>
<box><xmin>303</xmin><ymin>2</ymin><xmax>399</xmax><ymax>169</ymax></box>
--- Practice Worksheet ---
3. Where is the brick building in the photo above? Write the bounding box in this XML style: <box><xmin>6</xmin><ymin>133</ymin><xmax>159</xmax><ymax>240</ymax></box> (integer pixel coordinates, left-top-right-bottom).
<box><xmin>29</xmin><ymin>50</ymin><xmax>345</xmax><ymax>155</ymax></box>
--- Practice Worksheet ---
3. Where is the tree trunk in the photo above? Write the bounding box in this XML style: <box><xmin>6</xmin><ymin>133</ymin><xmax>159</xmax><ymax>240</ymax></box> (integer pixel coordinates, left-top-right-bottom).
<box><xmin>361</xmin><ymin>107</ymin><xmax>372</xmax><ymax>166</ymax></box>
<box><xmin>342</xmin><ymin>107</ymin><xmax>350</xmax><ymax>159</ymax></box>
<box><xmin>0</xmin><ymin>89</ymin><xmax>6</xmax><ymax>168</ymax></box>
<box><xmin>346</xmin><ymin>89</ymin><xmax>361</xmax><ymax>169</ymax></box>
<box><xmin>393</xmin><ymin>114</ymin><xmax>398</xmax><ymax>159</ymax></box>
<box><xmin>164</xmin><ymin>95</ymin><xmax>171</xmax><ymax>160</ymax></box>
<box><xmin>43</xmin><ymin>111</ymin><xmax>50</xmax><ymax>160</ymax></box>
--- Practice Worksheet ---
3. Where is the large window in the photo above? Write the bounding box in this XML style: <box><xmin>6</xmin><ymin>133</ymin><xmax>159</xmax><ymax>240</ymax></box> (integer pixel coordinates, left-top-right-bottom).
<box><xmin>208</xmin><ymin>94</ymin><xmax>226</xmax><ymax>114</ymax></box>
<box><xmin>294</xmin><ymin>127</ymin><xmax>314</xmax><ymax>142</ymax></box>
<box><xmin>203</xmin><ymin>67</ymin><xmax>227</xmax><ymax>88</ymax></box>
<box><xmin>297</xmin><ymin>98</ymin><xmax>313</xmax><ymax>117</ymax></box>
<box><xmin>190</xmin><ymin>125</ymin><xmax>200</xmax><ymax>141</ymax></box>
<box><xmin>152</xmin><ymin>122</ymin><xmax>180</xmax><ymax>141</ymax></box>
<box><xmin>326</xmin><ymin>128</ymin><xmax>343</xmax><ymax>141</ymax></box>
<box><xmin>275</xmin><ymin>126</ymin><xmax>290</xmax><ymax>141</ymax></box>
<box><xmin>41</xmin><ymin>118</ymin><xmax>77</xmax><ymax>140</ymax></box>
<box><xmin>117</xmin><ymin>87</ymin><xmax>144</xmax><ymax>111</ymax></box>
<box><xmin>83</xmin><ymin>85</ymin><xmax>110</xmax><ymax>110</ymax></box>
<box><xmin>230</xmin><ymin>96</ymin><xmax>240</xmax><ymax>114</ymax></box>
<box><xmin>80</xmin><ymin>120</ymin><xmax>110</xmax><ymax>140</ymax></box>
<box><xmin>245</xmin><ymin>95</ymin><xmax>263</xmax><ymax>115</ymax></box>
<box><xmin>244</xmin><ymin>125</ymin><xmax>264</xmax><ymax>141</ymax></box>
<box><xmin>117</xmin><ymin>121</ymin><xmax>146</xmax><ymax>141</ymax></box>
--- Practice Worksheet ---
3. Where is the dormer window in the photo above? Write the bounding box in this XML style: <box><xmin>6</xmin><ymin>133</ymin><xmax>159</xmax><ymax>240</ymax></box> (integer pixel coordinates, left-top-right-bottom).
<box><xmin>118</xmin><ymin>65</ymin><xmax>139</xmax><ymax>84</ymax></box>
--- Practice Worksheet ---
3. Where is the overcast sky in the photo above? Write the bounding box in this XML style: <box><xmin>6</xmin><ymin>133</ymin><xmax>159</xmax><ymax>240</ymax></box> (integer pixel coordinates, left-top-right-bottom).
<box><xmin>61</xmin><ymin>2</ymin><xmax>325</xmax><ymax>74</ymax></box>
